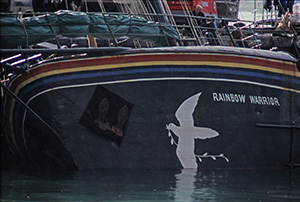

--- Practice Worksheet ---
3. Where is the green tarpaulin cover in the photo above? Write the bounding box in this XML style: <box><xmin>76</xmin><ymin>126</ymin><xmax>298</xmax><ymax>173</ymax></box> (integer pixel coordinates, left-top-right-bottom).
<box><xmin>0</xmin><ymin>10</ymin><xmax>179</xmax><ymax>48</ymax></box>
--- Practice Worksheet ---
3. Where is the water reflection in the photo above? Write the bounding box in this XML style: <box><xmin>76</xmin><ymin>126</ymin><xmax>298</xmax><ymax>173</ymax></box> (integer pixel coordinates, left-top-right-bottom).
<box><xmin>172</xmin><ymin>169</ymin><xmax>300</xmax><ymax>202</ymax></box>
<box><xmin>173</xmin><ymin>169</ymin><xmax>195</xmax><ymax>201</ymax></box>
<box><xmin>1</xmin><ymin>168</ymin><xmax>300</xmax><ymax>201</ymax></box>
<box><xmin>173</xmin><ymin>169</ymin><xmax>227</xmax><ymax>201</ymax></box>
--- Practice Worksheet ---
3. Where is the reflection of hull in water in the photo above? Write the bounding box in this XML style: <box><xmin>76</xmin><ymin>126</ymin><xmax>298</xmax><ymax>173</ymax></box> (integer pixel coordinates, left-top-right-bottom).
<box><xmin>2</xmin><ymin>168</ymin><xmax>299</xmax><ymax>200</ymax></box>
<box><xmin>3</xmin><ymin>46</ymin><xmax>300</xmax><ymax>170</ymax></box>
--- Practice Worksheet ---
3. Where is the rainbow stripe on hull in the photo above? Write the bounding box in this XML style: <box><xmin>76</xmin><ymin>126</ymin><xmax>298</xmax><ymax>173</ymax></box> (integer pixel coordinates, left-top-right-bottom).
<box><xmin>3</xmin><ymin>46</ymin><xmax>300</xmax><ymax>170</ymax></box>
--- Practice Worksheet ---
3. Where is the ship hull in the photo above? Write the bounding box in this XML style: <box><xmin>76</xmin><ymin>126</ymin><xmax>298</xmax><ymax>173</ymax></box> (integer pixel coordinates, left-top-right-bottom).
<box><xmin>3</xmin><ymin>46</ymin><xmax>300</xmax><ymax>170</ymax></box>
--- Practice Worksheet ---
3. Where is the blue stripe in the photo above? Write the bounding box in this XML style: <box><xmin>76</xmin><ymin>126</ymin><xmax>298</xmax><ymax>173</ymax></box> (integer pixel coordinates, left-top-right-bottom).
<box><xmin>18</xmin><ymin>66</ymin><xmax>298</xmax><ymax>99</ymax></box>
<box><xmin>11</xmin><ymin>65</ymin><xmax>300</xmax><ymax>152</ymax></box>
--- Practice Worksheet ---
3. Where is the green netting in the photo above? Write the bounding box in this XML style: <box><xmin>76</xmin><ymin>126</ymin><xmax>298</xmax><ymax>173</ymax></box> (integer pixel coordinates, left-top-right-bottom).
<box><xmin>89</xmin><ymin>13</ymin><xmax>110</xmax><ymax>37</ymax></box>
<box><xmin>57</xmin><ymin>10</ymin><xmax>90</xmax><ymax>36</ymax></box>
<box><xmin>22</xmin><ymin>14</ymin><xmax>59</xmax><ymax>46</ymax></box>
<box><xmin>0</xmin><ymin>10</ymin><xmax>179</xmax><ymax>48</ymax></box>
<box><xmin>0</xmin><ymin>16</ymin><xmax>25</xmax><ymax>48</ymax></box>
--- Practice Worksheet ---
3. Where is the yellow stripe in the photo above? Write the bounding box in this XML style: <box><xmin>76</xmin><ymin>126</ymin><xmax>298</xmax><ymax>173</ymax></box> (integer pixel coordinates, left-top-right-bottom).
<box><xmin>8</xmin><ymin>59</ymin><xmax>300</xmax><ymax>134</ymax></box>
<box><xmin>14</xmin><ymin>60</ymin><xmax>300</xmax><ymax>95</ymax></box>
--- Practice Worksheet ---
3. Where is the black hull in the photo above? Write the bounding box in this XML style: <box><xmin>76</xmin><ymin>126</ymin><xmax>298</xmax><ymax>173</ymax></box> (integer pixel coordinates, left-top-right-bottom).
<box><xmin>2</xmin><ymin>46</ymin><xmax>300</xmax><ymax>170</ymax></box>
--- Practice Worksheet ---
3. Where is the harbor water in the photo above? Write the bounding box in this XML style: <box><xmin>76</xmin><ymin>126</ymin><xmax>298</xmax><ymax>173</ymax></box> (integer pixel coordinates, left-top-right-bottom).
<box><xmin>1</xmin><ymin>168</ymin><xmax>300</xmax><ymax>201</ymax></box>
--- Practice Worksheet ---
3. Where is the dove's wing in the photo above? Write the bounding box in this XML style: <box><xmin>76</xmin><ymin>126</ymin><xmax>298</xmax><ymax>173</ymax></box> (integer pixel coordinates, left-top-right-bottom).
<box><xmin>175</xmin><ymin>92</ymin><xmax>201</xmax><ymax>126</ymax></box>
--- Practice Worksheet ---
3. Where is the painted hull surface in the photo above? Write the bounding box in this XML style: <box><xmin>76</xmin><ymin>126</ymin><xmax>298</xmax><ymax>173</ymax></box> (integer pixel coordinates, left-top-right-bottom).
<box><xmin>3</xmin><ymin>47</ymin><xmax>300</xmax><ymax>170</ymax></box>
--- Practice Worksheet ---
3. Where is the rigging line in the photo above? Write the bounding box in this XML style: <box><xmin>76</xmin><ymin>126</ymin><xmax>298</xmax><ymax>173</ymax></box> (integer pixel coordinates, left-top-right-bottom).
<box><xmin>131</xmin><ymin>0</ymin><xmax>142</xmax><ymax>48</ymax></box>
<box><xmin>181</xmin><ymin>0</ymin><xmax>202</xmax><ymax>45</ymax></box>
<box><xmin>45</xmin><ymin>13</ymin><xmax>61</xmax><ymax>48</ymax></box>
<box><xmin>183</xmin><ymin>0</ymin><xmax>201</xmax><ymax>37</ymax></box>
<box><xmin>162</xmin><ymin>0</ymin><xmax>181</xmax><ymax>39</ymax></box>
<box><xmin>82</xmin><ymin>0</ymin><xmax>89</xmax><ymax>13</ymax></box>
<box><xmin>136</xmin><ymin>0</ymin><xmax>150</xmax><ymax>20</ymax></box>
<box><xmin>64</xmin><ymin>0</ymin><xmax>68</xmax><ymax>11</ymax></box>
<box><xmin>131</xmin><ymin>0</ymin><xmax>140</xmax><ymax>15</ymax></box>
<box><xmin>133</xmin><ymin>40</ymin><xmax>141</xmax><ymax>48</ymax></box>
<box><xmin>141</xmin><ymin>0</ymin><xmax>152</xmax><ymax>47</ymax></box>
<box><xmin>97</xmin><ymin>0</ymin><xmax>106</xmax><ymax>12</ymax></box>
<box><xmin>19</xmin><ymin>16</ymin><xmax>29</xmax><ymax>49</ymax></box>
<box><xmin>115</xmin><ymin>0</ymin><xmax>127</xmax><ymax>14</ymax></box>
<box><xmin>146</xmin><ymin>0</ymin><xmax>158</xmax><ymax>22</ymax></box>
<box><xmin>135</xmin><ymin>0</ymin><xmax>153</xmax><ymax>47</ymax></box>
<box><xmin>119</xmin><ymin>1</ymin><xmax>131</xmax><ymax>14</ymax></box>
<box><xmin>0</xmin><ymin>81</ymin><xmax>59</xmax><ymax>137</ymax></box>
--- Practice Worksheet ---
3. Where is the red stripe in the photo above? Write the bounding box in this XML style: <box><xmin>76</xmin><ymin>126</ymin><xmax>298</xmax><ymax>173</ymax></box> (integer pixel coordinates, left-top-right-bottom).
<box><xmin>29</xmin><ymin>53</ymin><xmax>298</xmax><ymax>73</ymax></box>
<box><xmin>8</xmin><ymin>53</ymin><xmax>298</xmax><ymax>92</ymax></box>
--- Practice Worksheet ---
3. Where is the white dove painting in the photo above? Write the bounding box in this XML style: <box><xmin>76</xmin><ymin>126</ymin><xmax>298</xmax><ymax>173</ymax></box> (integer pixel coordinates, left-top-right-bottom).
<box><xmin>166</xmin><ymin>92</ymin><xmax>224</xmax><ymax>169</ymax></box>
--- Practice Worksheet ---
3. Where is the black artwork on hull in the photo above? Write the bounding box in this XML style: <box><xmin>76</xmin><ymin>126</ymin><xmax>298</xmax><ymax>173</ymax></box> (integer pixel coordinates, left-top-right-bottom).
<box><xmin>80</xmin><ymin>85</ymin><xmax>132</xmax><ymax>145</ymax></box>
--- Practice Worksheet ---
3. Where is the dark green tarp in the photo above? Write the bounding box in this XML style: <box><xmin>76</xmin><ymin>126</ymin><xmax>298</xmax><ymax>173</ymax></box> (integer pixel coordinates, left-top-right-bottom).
<box><xmin>0</xmin><ymin>16</ymin><xmax>26</xmax><ymax>49</ymax></box>
<box><xmin>0</xmin><ymin>10</ymin><xmax>179</xmax><ymax>48</ymax></box>
<box><xmin>22</xmin><ymin>14</ymin><xmax>59</xmax><ymax>47</ymax></box>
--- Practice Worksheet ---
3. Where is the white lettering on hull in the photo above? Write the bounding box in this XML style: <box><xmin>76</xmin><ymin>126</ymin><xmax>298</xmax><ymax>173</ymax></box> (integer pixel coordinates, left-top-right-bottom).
<box><xmin>212</xmin><ymin>93</ymin><xmax>246</xmax><ymax>103</ymax></box>
<box><xmin>212</xmin><ymin>92</ymin><xmax>280</xmax><ymax>106</ymax></box>
<box><xmin>248</xmin><ymin>95</ymin><xmax>280</xmax><ymax>106</ymax></box>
